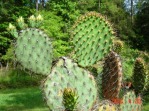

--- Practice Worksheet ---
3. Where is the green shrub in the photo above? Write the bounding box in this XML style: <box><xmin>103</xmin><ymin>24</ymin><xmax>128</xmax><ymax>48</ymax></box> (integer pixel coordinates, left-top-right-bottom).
<box><xmin>0</xmin><ymin>69</ymin><xmax>44</xmax><ymax>89</ymax></box>
<box><xmin>39</xmin><ymin>11</ymin><xmax>72</xmax><ymax>58</ymax></box>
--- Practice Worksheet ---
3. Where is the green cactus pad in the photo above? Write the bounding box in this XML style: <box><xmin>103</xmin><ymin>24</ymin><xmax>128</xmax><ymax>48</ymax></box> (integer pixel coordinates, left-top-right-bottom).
<box><xmin>133</xmin><ymin>58</ymin><xmax>147</xmax><ymax>95</ymax></box>
<box><xmin>93</xmin><ymin>100</ymin><xmax>118</xmax><ymax>111</ymax></box>
<box><xmin>15</xmin><ymin>28</ymin><xmax>52</xmax><ymax>75</ymax></box>
<box><xmin>71</xmin><ymin>12</ymin><xmax>114</xmax><ymax>67</ymax></box>
<box><xmin>120</xmin><ymin>91</ymin><xmax>142</xmax><ymax>111</ymax></box>
<box><xmin>102</xmin><ymin>51</ymin><xmax>122</xmax><ymax>100</ymax></box>
<box><xmin>42</xmin><ymin>57</ymin><xmax>97</xmax><ymax>110</ymax></box>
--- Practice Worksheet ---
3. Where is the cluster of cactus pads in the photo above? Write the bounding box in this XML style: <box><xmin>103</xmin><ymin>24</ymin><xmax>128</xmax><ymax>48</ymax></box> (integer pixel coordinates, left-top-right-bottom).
<box><xmin>8</xmin><ymin>12</ymin><xmax>145</xmax><ymax>111</ymax></box>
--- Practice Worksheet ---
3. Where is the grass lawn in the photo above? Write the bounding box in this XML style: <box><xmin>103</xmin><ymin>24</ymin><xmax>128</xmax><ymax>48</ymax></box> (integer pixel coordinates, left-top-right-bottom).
<box><xmin>143</xmin><ymin>92</ymin><xmax>149</xmax><ymax>111</ymax></box>
<box><xmin>0</xmin><ymin>87</ymin><xmax>49</xmax><ymax>111</ymax></box>
<box><xmin>0</xmin><ymin>87</ymin><xmax>149</xmax><ymax>111</ymax></box>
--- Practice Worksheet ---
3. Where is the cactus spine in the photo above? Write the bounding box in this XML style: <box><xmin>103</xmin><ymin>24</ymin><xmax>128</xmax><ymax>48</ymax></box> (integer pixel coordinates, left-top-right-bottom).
<box><xmin>120</xmin><ymin>91</ymin><xmax>142</xmax><ymax>111</ymax></box>
<box><xmin>113</xmin><ymin>40</ymin><xmax>123</xmax><ymax>54</ymax></box>
<box><xmin>102</xmin><ymin>51</ymin><xmax>122</xmax><ymax>100</ymax></box>
<box><xmin>63</xmin><ymin>88</ymin><xmax>79</xmax><ymax>111</ymax></box>
<box><xmin>15</xmin><ymin>28</ymin><xmax>53</xmax><ymax>75</ymax></box>
<box><xmin>71</xmin><ymin>12</ymin><xmax>114</xmax><ymax>67</ymax></box>
<box><xmin>42</xmin><ymin>57</ymin><xmax>97</xmax><ymax>110</ymax></box>
<box><xmin>133</xmin><ymin>58</ymin><xmax>147</xmax><ymax>95</ymax></box>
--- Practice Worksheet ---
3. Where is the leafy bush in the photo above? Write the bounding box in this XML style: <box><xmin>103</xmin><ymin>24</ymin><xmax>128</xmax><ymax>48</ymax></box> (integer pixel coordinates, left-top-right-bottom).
<box><xmin>39</xmin><ymin>11</ymin><xmax>72</xmax><ymax>58</ymax></box>
<box><xmin>0</xmin><ymin>69</ymin><xmax>44</xmax><ymax>89</ymax></box>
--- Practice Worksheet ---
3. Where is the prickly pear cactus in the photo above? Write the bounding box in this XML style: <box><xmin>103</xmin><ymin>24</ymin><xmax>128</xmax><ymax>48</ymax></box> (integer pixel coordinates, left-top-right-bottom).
<box><xmin>120</xmin><ymin>91</ymin><xmax>142</xmax><ymax>111</ymax></box>
<box><xmin>15</xmin><ymin>28</ymin><xmax>52</xmax><ymax>75</ymax></box>
<box><xmin>63</xmin><ymin>88</ymin><xmax>79</xmax><ymax>111</ymax></box>
<box><xmin>93</xmin><ymin>100</ymin><xmax>118</xmax><ymax>111</ymax></box>
<box><xmin>102</xmin><ymin>51</ymin><xmax>122</xmax><ymax>100</ymax></box>
<box><xmin>133</xmin><ymin>58</ymin><xmax>147</xmax><ymax>95</ymax></box>
<box><xmin>113</xmin><ymin>40</ymin><xmax>123</xmax><ymax>54</ymax></box>
<box><xmin>71</xmin><ymin>12</ymin><xmax>114</xmax><ymax>67</ymax></box>
<box><xmin>42</xmin><ymin>57</ymin><xmax>97</xmax><ymax>111</ymax></box>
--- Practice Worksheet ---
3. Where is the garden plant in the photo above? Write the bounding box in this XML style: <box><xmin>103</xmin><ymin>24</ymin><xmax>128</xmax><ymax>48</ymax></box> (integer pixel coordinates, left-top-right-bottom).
<box><xmin>7</xmin><ymin>11</ymin><xmax>145</xmax><ymax>111</ymax></box>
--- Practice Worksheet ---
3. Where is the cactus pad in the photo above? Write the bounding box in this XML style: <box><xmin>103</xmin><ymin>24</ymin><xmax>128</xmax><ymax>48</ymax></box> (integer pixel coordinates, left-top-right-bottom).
<box><xmin>133</xmin><ymin>58</ymin><xmax>147</xmax><ymax>94</ymax></box>
<box><xmin>93</xmin><ymin>100</ymin><xmax>118</xmax><ymax>111</ymax></box>
<box><xmin>102</xmin><ymin>51</ymin><xmax>122</xmax><ymax>100</ymax></box>
<box><xmin>71</xmin><ymin>12</ymin><xmax>114</xmax><ymax>67</ymax></box>
<box><xmin>120</xmin><ymin>91</ymin><xmax>142</xmax><ymax>111</ymax></box>
<box><xmin>15</xmin><ymin>28</ymin><xmax>52</xmax><ymax>75</ymax></box>
<box><xmin>42</xmin><ymin>57</ymin><xmax>97</xmax><ymax>110</ymax></box>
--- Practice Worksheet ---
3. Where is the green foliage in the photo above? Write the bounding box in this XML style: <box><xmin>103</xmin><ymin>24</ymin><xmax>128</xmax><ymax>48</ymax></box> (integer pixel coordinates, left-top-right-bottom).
<box><xmin>77</xmin><ymin>0</ymin><xmax>97</xmax><ymax>13</ymax></box>
<box><xmin>46</xmin><ymin>0</ymin><xmax>80</xmax><ymax>24</ymax></box>
<box><xmin>100</xmin><ymin>0</ymin><xmax>136</xmax><ymax>43</ymax></box>
<box><xmin>121</xmin><ymin>44</ymin><xmax>140</xmax><ymax>80</ymax></box>
<box><xmin>7</xmin><ymin>23</ymin><xmax>18</xmax><ymax>38</ymax></box>
<box><xmin>0</xmin><ymin>1</ymin><xmax>35</xmax><ymax>63</ymax></box>
<box><xmin>42</xmin><ymin>57</ymin><xmax>97</xmax><ymax>110</ymax></box>
<box><xmin>0</xmin><ymin>69</ymin><xmax>43</xmax><ymax>89</ymax></box>
<box><xmin>71</xmin><ymin>12</ymin><xmax>114</xmax><ymax>67</ymax></box>
<box><xmin>102</xmin><ymin>51</ymin><xmax>122</xmax><ymax>100</ymax></box>
<box><xmin>133</xmin><ymin>57</ymin><xmax>147</xmax><ymax>94</ymax></box>
<box><xmin>135</xmin><ymin>0</ymin><xmax>149</xmax><ymax>50</ymax></box>
<box><xmin>63</xmin><ymin>88</ymin><xmax>78</xmax><ymax>111</ymax></box>
<box><xmin>1</xmin><ymin>44</ymin><xmax>14</xmax><ymax>62</ymax></box>
<box><xmin>15</xmin><ymin>28</ymin><xmax>53</xmax><ymax>75</ymax></box>
<box><xmin>40</xmin><ymin>11</ymin><xmax>71</xmax><ymax>58</ymax></box>
<box><xmin>0</xmin><ymin>87</ymin><xmax>49</xmax><ymax>111</ymax></box>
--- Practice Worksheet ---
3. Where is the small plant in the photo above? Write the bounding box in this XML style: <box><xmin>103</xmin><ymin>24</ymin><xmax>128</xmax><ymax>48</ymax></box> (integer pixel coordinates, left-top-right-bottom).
<box><xmin>113</xmin><ymin>40</ymin><xmax>123</xmax><ymax>54</ymax></box>
<box><xmin>7</xmin><ymin>23</ymin><xmax>18</xmax><ymax>38</ymax></box>
<box><xmin>16</xmin><ymin>16</ymin><xmax>26</xmax><ymax>29</ymax></box>
<box><xmin>63</xmin><ymin>88</ymin><xmax>79</xmax><ymax>111</ymax></box>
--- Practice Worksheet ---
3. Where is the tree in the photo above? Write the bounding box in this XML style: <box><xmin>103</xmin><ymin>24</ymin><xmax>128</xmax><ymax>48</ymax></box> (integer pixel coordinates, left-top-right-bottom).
<box><xmin>0</xmin><ymin>0</ymin><xmax>35</xmax><ymax>65</ymax></box>
<box><xmin>135</xmin><ymin>0</ymin><xmax>149</xmax><ymax>50</ymax></box>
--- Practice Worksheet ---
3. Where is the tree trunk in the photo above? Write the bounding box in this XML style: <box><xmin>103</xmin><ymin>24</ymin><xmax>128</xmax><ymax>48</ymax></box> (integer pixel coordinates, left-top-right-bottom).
<box><xmin>36</xmin><ymin>0</ymin><xmax>38</xmax><ymax>11</ymax></box>
<box><xmin>98</xmin><ymin>0</ymin><xmax>101</xmax><ymax>12</ymax></box>
<box><xmin>42</xmin><ymin>0</ymin><xmax>44</xmax><ymax>8</ymax></box>
<box><xmin>131</xmin><ymin>0</ymin><xmax>133</xmax><ymax>24</ymax></box>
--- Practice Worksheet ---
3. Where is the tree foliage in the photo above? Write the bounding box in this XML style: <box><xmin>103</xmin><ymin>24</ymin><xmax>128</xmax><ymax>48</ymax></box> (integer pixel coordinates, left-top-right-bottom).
<box><xmin>135</xmin><ymin>0</ymin><xmax>149</xmax><ymax>50</ymax></box>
